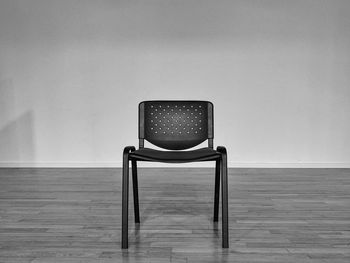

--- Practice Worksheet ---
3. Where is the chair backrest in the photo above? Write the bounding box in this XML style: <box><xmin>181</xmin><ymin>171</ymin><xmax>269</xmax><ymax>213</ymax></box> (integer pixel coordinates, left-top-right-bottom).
<box><xmin>138</xmin><ymin>101</ymin><xmax>214</xmax><ymax>150</ymax></box>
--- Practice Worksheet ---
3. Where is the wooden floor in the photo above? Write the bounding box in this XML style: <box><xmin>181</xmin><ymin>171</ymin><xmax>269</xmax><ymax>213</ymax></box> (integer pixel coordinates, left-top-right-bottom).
<box><xmin>0</xmin><ymin>168</ymin><xmax>349</xmax><ymax>263</ymax></box>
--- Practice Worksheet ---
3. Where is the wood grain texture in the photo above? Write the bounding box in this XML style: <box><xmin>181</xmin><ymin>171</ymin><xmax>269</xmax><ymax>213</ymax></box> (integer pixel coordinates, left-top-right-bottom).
<box><xmin>0</xmin><ymin>168</ymin><xmax>349</xmax><ymax>262</ymax></box>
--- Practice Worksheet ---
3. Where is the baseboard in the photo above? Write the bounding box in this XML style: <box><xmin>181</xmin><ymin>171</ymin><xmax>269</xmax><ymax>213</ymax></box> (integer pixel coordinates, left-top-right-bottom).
<box><xmin>228</xmin><ymin>162</ymin><xmax>350</xmax><ymax>168</ymax></box>
<box><xmin>0</xmin><ymin>162</ymin><xmax>349</xmax><ymax>168</ymax></box>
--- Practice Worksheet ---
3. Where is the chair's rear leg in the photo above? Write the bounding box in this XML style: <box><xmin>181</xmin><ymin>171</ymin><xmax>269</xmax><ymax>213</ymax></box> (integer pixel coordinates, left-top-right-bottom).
<box><xmin>131</xmin><ymin>160</ymin><xmax>140</xmax><ymax>223</ymax></box>
<box><xmin>122</xmin><ymin>155</ymin><xmax>129</xmax><ymax>249</ymax></box>
<box><xmin>214</xmin><ymin>159</ymin><xmax>220</xmax><ymax>222</ymax></box>
<box><xmin>221</xmin><ymin>154</ymin><xmax>229</xmax><ymax>248</ymax></box>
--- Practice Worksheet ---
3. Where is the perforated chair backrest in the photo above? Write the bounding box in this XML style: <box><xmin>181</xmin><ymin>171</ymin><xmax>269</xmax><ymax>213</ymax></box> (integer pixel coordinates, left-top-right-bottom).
<box><xmin>139</xmin><ymin>101</ymin><xmax>213</xmax><ymax>150</ymax></box>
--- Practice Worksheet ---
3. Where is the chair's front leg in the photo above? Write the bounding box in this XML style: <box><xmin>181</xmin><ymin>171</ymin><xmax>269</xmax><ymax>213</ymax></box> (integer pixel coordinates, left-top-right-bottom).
<box><xmin>217</xmin><ymin>146</ymin><xmax>229</xmax><ymax>248</ymax></box>
<box><xmin>122</xmin><ymin>146</ymin><xmax>135</xmax><ymax>249</ymax></box>
<box><xmin>131</xmin><ymin>160</ymin><xmax>140</xmax><ymax>223</ymax></box>
<box><xmin>214</xmin><ymin>159</ymin><xmax>220</xmax><ymax>222</ymax></box>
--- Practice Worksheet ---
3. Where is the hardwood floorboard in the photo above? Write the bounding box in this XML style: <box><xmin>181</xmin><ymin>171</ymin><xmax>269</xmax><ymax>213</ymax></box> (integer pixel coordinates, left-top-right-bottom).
<box><xmin>0</xmin><ymin>168</ymin><xmax>349</xmax><ymax>262</ymax></box>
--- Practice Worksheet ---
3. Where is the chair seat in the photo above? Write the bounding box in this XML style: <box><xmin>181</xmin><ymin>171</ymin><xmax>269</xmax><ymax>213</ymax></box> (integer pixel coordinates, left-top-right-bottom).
<box><xmin>129</xmin><ymin>147</ymin><xmax>221</xmax><ymax>163</ymax></box>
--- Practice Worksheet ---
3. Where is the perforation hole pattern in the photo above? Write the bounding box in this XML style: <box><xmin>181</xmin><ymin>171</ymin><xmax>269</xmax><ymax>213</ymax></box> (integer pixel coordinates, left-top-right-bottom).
<box><xmin>143</xmin><ymin>101</ymin><xmax>209</xmax><ymax>150</ymax></box>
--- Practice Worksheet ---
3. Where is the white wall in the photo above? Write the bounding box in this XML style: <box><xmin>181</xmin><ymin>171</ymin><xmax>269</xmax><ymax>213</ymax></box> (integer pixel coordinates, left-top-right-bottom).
<box><xmin>0</xmin><ymin>0</ymin><xmax>349</xmax><ymax>167</ymax></box>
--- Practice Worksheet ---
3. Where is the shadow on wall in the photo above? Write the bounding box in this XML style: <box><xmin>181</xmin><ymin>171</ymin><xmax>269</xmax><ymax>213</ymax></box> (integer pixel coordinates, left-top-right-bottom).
<box><xmin>0</xmin><ymin>78</ymin><xmax>35</xmax><ymax>166</ymax></box>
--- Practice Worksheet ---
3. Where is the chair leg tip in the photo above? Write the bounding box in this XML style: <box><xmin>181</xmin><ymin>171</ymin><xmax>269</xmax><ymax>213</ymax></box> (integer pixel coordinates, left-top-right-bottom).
<box><xmin>222</xmin><ymin>240</ymin><xmax>229</xmax><ymax>248</ymax></box>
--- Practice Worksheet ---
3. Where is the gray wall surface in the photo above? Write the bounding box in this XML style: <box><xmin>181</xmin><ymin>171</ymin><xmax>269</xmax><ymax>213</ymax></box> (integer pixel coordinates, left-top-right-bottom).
<box><xmin>0</xmin><ymin>0</ymin><xmax>349</xmax><ymax>167</ymax></box>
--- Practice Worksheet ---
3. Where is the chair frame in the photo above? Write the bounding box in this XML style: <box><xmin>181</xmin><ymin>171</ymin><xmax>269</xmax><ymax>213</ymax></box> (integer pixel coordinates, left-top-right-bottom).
<box><xmin>122</xmin><ymin>101</ymin><xmax>229</xmax><ymax>248</ymax></box>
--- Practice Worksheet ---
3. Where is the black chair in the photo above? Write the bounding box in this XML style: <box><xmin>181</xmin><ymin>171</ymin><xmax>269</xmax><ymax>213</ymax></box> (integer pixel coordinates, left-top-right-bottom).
<box><xmin>122</xmin><ymin>100</ymin><xmax>229</xmax><ymax>248</ymax></box>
